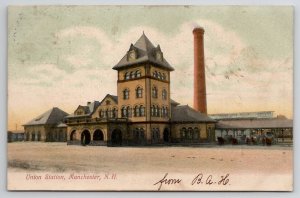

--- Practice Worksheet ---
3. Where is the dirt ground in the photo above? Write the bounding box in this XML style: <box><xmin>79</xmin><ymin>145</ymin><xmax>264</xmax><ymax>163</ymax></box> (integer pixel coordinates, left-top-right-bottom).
<box><xmin>7</xmin><ymin>142</ymin><xmax>293</xmax><ymax>191</ymax></box>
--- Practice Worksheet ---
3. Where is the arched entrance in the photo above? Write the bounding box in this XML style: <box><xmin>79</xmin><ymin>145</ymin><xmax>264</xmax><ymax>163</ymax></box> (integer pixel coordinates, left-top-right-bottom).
<box><xmin>81</xmin><ymin>130</ymin><xmax>91</xmax><ymax>145</ymax></box>
<box><xmin>70</xmin><ymin>130</ymin><xmax>76</xmax><ymax>141</ymax></box>
<box><xmin>111</xmin><ymin>129</ymin><xmax>122</xmax><ymax>146</ymax></box>
<box><xmin>163</xmin><ymin>128</ymin><xmax>170</xmax><ymax>143</ymax></box>
<box><xmin>93</xmin><ymin>129</ymin><xmax>104</xmax><ymax>141</ymax></box>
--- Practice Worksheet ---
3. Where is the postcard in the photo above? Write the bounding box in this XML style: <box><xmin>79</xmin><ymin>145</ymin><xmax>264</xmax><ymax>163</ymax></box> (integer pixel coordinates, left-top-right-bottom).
<box><xmin>7</xmin><ymin>5</ymin><xmax>293</xmax><ymax>191</ymax></box>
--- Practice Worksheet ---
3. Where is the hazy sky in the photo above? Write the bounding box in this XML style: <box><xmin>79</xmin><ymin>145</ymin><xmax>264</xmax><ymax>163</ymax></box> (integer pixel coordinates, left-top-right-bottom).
<box><xmin>8</xmin><ymin>6</ymin><xmax>293</xmax><ymax>130</ymax></box>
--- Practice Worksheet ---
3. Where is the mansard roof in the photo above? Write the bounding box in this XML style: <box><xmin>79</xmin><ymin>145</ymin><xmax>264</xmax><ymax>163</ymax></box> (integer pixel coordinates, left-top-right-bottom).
<box><xmin>171</xmin><ymin>105</ymin><xmax>216</xmax><ymax>123</ymax></box>
<box><xmin>24</xmin><ymin>107</ymin><xmax>69</xmax><ymax>126</ymax></box>
<box><xmin>113</xmin><ymin>33</ymin><xmax>174</xmax><ymax>71</ymax></box>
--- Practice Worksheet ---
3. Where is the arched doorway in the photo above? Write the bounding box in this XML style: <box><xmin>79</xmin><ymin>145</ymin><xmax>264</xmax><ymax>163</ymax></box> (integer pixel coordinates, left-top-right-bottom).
<box><xmin>163</xmin><ymin>128</ymin><xmax>170</xmax><ymax>143</ymax></box>
<box><xmin>111</xmin><ymin>129</ymin><xmax>122</xmax><ymax>146</ymax></box>
<box><xmin>70</xmin><ymin>130</ymin><xmax>76</xmax><ymax>141</ymax></box>
<box><xmin>81</xmin><ymin>130</ymin><xmax>91</xmax><ymax>145</ymax></box>
<box><xmin>93</xmin><ymin>129</ymin><xmax>104</xmax><ymax>141</ymax></box>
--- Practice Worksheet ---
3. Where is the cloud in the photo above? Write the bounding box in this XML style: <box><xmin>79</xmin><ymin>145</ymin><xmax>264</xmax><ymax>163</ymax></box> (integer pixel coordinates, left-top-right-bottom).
<box><xmin>8</xmin><ymin>19</ymin><xmax>293</xmax><ymax>129</ymax></box>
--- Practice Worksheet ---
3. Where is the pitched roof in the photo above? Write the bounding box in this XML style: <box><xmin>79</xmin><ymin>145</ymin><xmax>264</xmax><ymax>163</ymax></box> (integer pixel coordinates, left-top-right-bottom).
<box><xmin>113</xmin><ymin>33</ymin><xmax>174</xmax><ymax>71</ymax></box>
<box><xmin>24</xmin><ymin>107</ymin><xmax>69</xmax><ymax>126</ymax></box>
<box><xmin>171</xmin><ymin>99</ymin><xmax>180</xmax><ymax>106</ymax></box>
<box><xmin>171</xmin><ymin>105</ymin><xmax>216</xmax><ymax>123</ymax></box>
<box><xmin>66</xmin><ymin>101</ymin><xmax>100</xmax><ymax>118</ymax></box>
<box><xmin>99</xmin><ymin>94</ymin><xmax>118</xmax><ymax>105</ymax></box>
<box><xmin>216</xmin><ymin>118</ymin><xmax>293</xmax><ymax>129</ymax></box>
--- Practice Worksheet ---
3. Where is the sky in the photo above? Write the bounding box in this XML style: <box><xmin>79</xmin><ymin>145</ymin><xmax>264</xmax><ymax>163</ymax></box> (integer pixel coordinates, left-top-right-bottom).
<box><xmin>7</xmin><ymin>6</ymin><xmax>293</xmax><ymax>130</ymax></box>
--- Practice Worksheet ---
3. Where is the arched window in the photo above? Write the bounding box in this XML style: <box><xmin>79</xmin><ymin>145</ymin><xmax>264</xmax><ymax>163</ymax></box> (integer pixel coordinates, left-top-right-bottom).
<box><xmin>154</xmin><ymin>106</ymin><xmax>158</xmax><ymax>117</ymax></box>
<box><xmin>158</xmin><ymin>72</ymin><xmax>162</xmax><ymax>79</ymax></box>
<box><xmin>130</xmin><ymin>71</ymin><xmax>135</xmax><ymax>79</ymax></box>
<box><xmin>112</xmin><ymin>108</ymin><xmax>117</xmax><ymax>118</ymax></box>
<box><xmin>152</xmin><ymin>86</ymin><xmax>158</xmax><ymax>98</ymax></box>
<box><xmin>105</xmin><ymin>109</ymin><xmax>109</xmax><ymax>118</ymax></box>
<box><xmin>181</xmin><ymin>128</ymin><xmax>187</xmax><ymax>139</ymax></box>
<box><xmin>156</xmin><ymin>105</ymin><xmax>160</xmax><ymax>117</ymax></box>
<box><xmin>99</xmin><ymin>110</ymin><xmax>103</xmax><ymax>118</ymax></box>
<box><xmin>125</xmin><ymin>72</ymin><xmax>130</xmax><ymax>80</ymax></box>
<box><xmin>162</xmin><ymin>73</ymin><xmax>166</xmax><ymax>80</ymax></box>
<box><xmin>135</xmin><ymin>70</ymin><xmax>141</xmax><ymax>78</ymax></box>
<box><xmin>121</xmin><ymin>107</ymin><xmax>127</xmax><ymax>117</ymax></box>
<box><xmin>188</xmin><ymin>127</ymin><xmax>193</xmax><ymax>139</ymax></box>
<box><xmin>193</xmin><ymin>127</ymin><xmax>200</xmax><ymax>140</ymax></box>
<box><xmin>140</xmin><ymin>105</ymin><xmax>145</xmax><ymax>116</ymax></box>
<box><xmin>134</xmin><ymin>106</ymin><xmax>140</xmax><ymax>117</ymax></box>
<box><xmin>153</xmin><ymin>71</ymin><xmax>158</xmax><ymax>78</ymax></box>
<box><xmin>123</xmin><ymin>89</ymin><xmax>129</xmax><ymax>100</ymax></box>
<box><xmin>163</xmin><ymin>107</ymin><xmax>165</xmax><ymax>117</ymax></box>
<box><xmin>165</xmin><ymin>107</ymin><xmax>168</xmax><ymax>117</ymax></box>
<box><xmin>136</xmin><ymin>87</ymin><xmax>143</xmax><ymax>98</ymax></box>
<box><xmin>162</xmin><ymin>89</ymin><xmax>167</xmax><ymax>100</ymax></box>
<box><xmin>127</xmin><ymin>106</ymin><xmax>131</xmax><ymax>117</ymax></box>
<box><xmin>151</xmin><ymin>106</ymin><xmax>154</xmax><ymax>116</ymax></box>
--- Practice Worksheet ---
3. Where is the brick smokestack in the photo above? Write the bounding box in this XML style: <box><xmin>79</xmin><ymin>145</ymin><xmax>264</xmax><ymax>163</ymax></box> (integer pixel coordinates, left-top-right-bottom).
<box><xmin>193</xmin><ymin>27</ymin><xmax>207</xmax><ymax>114</ymax></box>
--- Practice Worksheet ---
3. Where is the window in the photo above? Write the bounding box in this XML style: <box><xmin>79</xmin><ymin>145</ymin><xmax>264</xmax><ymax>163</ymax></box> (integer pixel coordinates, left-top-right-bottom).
<box><xmin>105</xmin><ymin>109</ymin><xmax>109</xmax><ymax>118</ymax></box>
<box><xmin>136</xmin><ymin>87</ymin><xmax>143</xmax><ymax>98</ymax></box>
<box><xmin>123</xmin><ymin>89</ymin><xmax>129</xmax><ymax>100</ymax></box>
<box><xmin>151</xmin><ymin>106</ymin><xmax>154</xmax><ymax>116</ymax></box>
<box><xmin>161</xmin><ymin>106</ymin><xmax>168</xmax><ymax>117</ymax></box>
<box><xmin>135</xmin><ymin>70</ymin><xmax>141</xmax><ymax>78</ymax></box>
<box><xmin>162</xmin><ymin>73</ymin><xmax>166</xmax><ymax>80</ymax></box>
<box><xmin>153</xmin><ymin>71</ymin><xmax>158</xmax><ymax>78</ymax></box>
<box><xmin>130</xmin><ymin>71</ymin><xmax>135</xmax><ymax>79</ymax></box>
<box><xmin>134</xmin><ymin>106</ymin><xmax>140</xmax><ymax>117</ymax></box>
<box><xmin>112</xmin><ymin>108</ymin><xmax>117</xmax><ymax>118</ymax></box>
<box><xmin>152</xmin><ymin>86</ymin><xmax>158</xmax><ymax>98</ymax></box>
<box><xmin>194</xmin><ymin>128</ymin><xmax>199</xmax><ymax>139</ymax></box>
<box><xmin>181</xmin><ymin>128</ymin><xmax>187</xmax><ymax>139</ymax></box>
<box><xmin>140</xmin><ymin>105</ymin><xmax>145</xmax><ymax>116</ymax></box>
<box><xmin>99</xmin><ymin>110</ymin><xmax>104</xmax><ymax>118</ymax></box>
<box><xmin>158</xmin><ymin>72</ymin><xmax>162</xmax><ymax>79</ymax></box>
<box><xmin>121</xmin><ymin>107</ymin><xmax>127</xmax><ymax>117</ymax></box>
<box><xmin>162</xmin><ymin>89</ymin><xmax>167</xmax><ymax>100</ymax></box>
<box><xmin>125</xmin><ymin>72</ymin><xmax>130</xmax><ymax>80</ymax></box>
<box><xmin>127</xmin><ymin>106</ymin><xmax>131</xmax><ymax>117</ymax></box>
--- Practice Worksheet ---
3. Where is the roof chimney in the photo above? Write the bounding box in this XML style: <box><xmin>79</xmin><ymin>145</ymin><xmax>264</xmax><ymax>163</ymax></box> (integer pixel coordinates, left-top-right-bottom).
<box><xmin>193</xmin><ymin>27</ymin><xmax>207</xmax><ymax>114</ymax></box>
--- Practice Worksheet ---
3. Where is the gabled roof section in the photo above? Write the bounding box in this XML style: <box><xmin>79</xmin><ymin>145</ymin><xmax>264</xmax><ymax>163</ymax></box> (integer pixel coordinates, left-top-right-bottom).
<box><xmin>99</xmin><ymin>94</ymin><xmax>118</xmax><ymax>105</ymax></box>
<box><xmin>24</xmin><ymin>107</ymin><xmax>69</xmax><ymax>126</ymax></box>
<box><xmin>66</xmin><ymin>101</ymin><xmax>100</xmax><ymax>118</ymax></box>
<box><xmin>113</xmin><ymin>33</ymin><xmax>174</xmax><ymax>71</ymax></box>
<box><xmin>171</xmin><ymin>105</ymin><xmax>216</xmax><ymax>123</ymax></box>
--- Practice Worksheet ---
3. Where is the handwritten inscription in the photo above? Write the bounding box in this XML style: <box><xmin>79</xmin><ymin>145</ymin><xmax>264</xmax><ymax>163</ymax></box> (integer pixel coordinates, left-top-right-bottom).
<box><xmin>153</xmin><ymin>173</ymin><xmax>182</xmax><ymax>191</ymax></box>
<box><xmin>154</xmin><ymin>173</ymin><xmax>230</xmax><ymax>191</ymax></box>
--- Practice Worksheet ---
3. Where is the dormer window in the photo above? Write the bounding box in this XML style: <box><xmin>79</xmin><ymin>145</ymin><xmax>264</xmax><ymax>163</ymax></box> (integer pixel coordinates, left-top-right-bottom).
<box><xmin>128</xmin><ymin>50</ymin><xmax>137</xmax><ymax>61</ymax></box>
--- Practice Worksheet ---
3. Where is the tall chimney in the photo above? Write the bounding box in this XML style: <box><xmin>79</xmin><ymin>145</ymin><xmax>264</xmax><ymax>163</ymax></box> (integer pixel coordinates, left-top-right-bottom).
<box><xmin>193</xmin><ymin>27</ymin><xmax>207</xmax><ymax>114</ymax></box>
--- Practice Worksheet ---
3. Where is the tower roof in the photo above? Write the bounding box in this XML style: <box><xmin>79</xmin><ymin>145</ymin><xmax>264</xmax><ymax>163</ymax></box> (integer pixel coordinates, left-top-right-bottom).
<box><xmin>113</xmin><ymin>33</ymin><xmax>174</xmax><ymax>71</ymax></box>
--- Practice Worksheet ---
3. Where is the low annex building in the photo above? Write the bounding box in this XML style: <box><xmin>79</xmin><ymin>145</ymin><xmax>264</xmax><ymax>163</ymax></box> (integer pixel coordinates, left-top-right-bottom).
<box><xmin>23</xmin><ymin>107</ymin><xmax>68</xmax><ymax>142</ymax></box>
<box><xmin>64</xmin><ymin>33</ymin><xmax>216</xmax><ymax>146</ymax></box>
